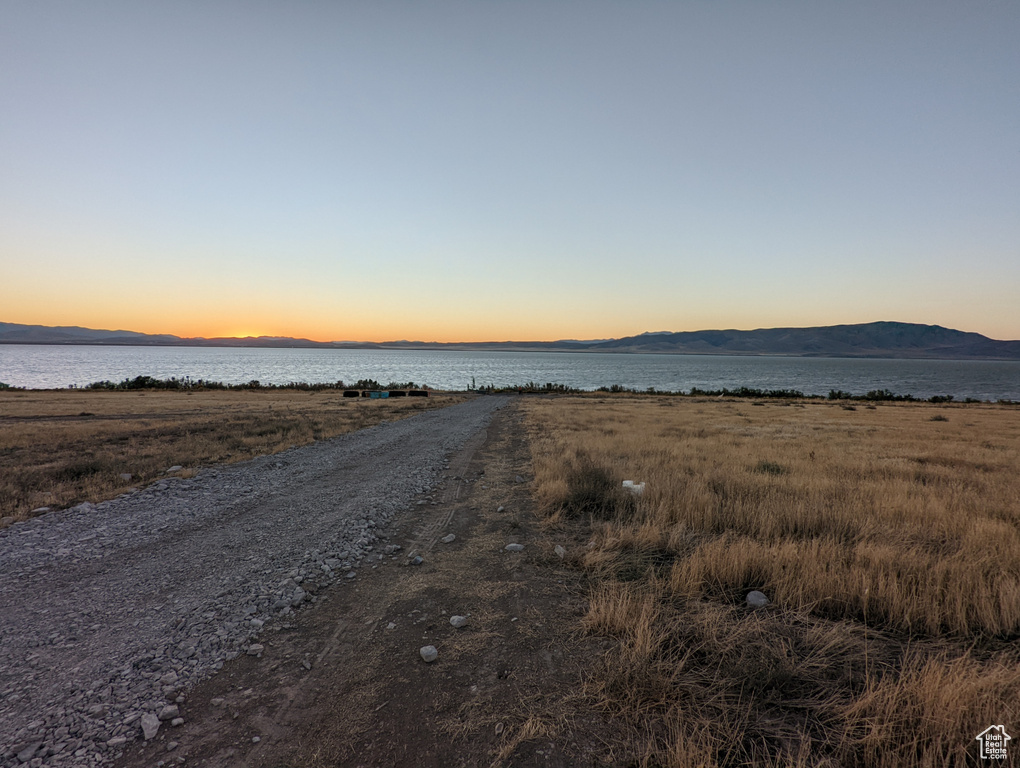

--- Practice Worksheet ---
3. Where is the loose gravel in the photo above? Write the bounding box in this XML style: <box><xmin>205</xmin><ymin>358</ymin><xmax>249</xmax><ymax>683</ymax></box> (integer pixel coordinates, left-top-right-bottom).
<box><xmin>0</xmin><ymin>395</ymin><xmax>507</xmax><ymax>767</ymax></box>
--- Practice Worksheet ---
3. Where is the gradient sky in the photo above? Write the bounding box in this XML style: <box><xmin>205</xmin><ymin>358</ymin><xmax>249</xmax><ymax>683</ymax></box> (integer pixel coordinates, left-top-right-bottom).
<box><xmin>2</xmin><ymin>1</ymin><xmax>1018</xmax><ymax>342</ymax></box>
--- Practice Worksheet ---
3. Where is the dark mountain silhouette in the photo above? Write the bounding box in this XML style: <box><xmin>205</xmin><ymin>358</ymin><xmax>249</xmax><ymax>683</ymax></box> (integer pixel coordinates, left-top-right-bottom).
<box><xmin>1</xmin><ymin>321</ymin><xmax>1018</xmax><ymax>359</ymax></box>
<box><xmin>0</xmin><ymin>323</ymin><xmax>323</xmax><ymax>348</ymax></box>
<box><xmin>0</xmin><ymin>323</ymin><xmax>181</xmax><ymax>345</ymax></box>
<box><xmin>590</xmin><ymin>322</ymin><xmax>1020</xmax><ymax>359</ymax></box>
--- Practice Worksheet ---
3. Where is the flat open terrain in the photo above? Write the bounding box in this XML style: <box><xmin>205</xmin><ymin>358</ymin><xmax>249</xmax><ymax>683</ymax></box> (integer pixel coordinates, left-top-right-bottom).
<box><xmin>524</xmin><ymin>395</ymin><xmax>1020</xmax><ymax>767</ymax></box>
<box><xmin>3</xmin><ymin>392</ymin><xmax>1019</xmax><ymax>767</ymax></box>
<box><xmin>0</xmin><ymin>388</ymin><xmax>466</xmax><ymax>525</ymax></box>
<box><xmin>1</xmin><ymin>395</ymin><xmax>511</xmax><ymax>768</ymax></box>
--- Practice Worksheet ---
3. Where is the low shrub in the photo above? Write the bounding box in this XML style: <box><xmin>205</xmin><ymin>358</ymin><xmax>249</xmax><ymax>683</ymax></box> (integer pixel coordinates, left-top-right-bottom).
<box><xmin>81</xmin><ymin>376</ymin><xmax>429</xmax><ymax>392</ymax></box>
<box><xmin>752</xmin><ymin>460</ymin><xmax>787</xmax><ymax>476</ymax></box>
<box><xmin>561</xmin><ymin>456</ymin><xmax>635</xmax><ymax>521</ymax></box>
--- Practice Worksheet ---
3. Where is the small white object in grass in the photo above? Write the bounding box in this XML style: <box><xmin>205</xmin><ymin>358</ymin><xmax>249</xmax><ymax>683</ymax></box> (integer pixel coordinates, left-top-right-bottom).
<box><xmin>622</xmin><ymin>480</ymin><xmax>646</xmax><ymax>496</ymax></box>
<box><xmin>504</xmin><ymin>543</ymin><xmax>524</xmax><ymax>552</ymax></box>
<box><xmin>420</xmin><ymin>645</ymin><xmax>438</xmax><ymax>662</ymax></box>
<box><xmin>746</xmin><ymin>590</ymin><xmax>769</xmax><ymax>608</ymax></box>
<box><xmin>450</xmin><ymin>615</ymin><xmax>468</xmax><ymax>628</ymax></box>
<box><xmin>554</xmin><ymin>545</ymin><xmax>566</xmax><ymax>559</ymax></box>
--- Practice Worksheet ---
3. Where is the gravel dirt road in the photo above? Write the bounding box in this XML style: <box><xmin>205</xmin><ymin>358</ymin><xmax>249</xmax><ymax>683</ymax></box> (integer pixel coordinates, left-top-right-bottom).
<box><xmin>1</xmin><ymin>396</ymin><xmax>515</xmax><ymax>767</ymax></box>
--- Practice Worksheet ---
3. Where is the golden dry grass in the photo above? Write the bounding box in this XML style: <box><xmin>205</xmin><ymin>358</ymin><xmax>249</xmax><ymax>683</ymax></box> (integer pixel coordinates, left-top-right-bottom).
<box><xmin>524</xmin><ymin>395</ymin><xmax>1020</xmax><ymax>767</ymax></box>
<box><xmin>0</xmin><ymin>388</ymin><xmax>466</xmax><ymax>525</ymax></box>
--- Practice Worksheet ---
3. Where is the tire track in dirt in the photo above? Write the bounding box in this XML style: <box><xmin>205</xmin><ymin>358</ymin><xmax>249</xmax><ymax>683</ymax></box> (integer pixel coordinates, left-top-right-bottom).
<box><xmin>404</xmin><ymin>421</ymin><xmax>490</xmax><ymax>561</ymax></box>
<box><xmin>250</xmin><ymin>423</ymin><xmax>495</xmax><ymax>761</ymax></box>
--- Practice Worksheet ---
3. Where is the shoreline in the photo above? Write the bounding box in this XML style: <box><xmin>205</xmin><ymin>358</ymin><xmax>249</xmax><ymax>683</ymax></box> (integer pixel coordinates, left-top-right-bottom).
<box><xmin>3</xmin><ymin>376</ymin><xmax>1018</xmax><ymax>404</ymax></box>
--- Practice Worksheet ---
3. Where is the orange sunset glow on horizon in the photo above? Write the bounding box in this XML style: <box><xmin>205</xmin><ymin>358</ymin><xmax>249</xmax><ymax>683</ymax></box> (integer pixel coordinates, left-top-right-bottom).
<box><xmin>1</xmin><ymin>2</ymin><xmax>1018</xmax><ymax>346</ymax></box>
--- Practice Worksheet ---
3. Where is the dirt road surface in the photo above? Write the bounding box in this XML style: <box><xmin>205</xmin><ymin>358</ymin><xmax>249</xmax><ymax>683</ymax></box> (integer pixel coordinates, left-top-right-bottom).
<box><xmin>2</xmin><ymin>396</ymin><xmax>616</xmax><ymax>768</ymax></box>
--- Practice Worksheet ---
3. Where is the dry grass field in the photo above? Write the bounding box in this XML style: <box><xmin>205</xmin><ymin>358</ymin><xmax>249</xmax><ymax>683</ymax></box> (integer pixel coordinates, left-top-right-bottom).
<box><xmin>0</xmin><ymin>388</ymin><xmax>466</xmax><ymax>526</ymax></box>
<box><xmin>524</xmin><ymin>395</ymin><xmax>1020</xmax><ymax>767</ymax></box>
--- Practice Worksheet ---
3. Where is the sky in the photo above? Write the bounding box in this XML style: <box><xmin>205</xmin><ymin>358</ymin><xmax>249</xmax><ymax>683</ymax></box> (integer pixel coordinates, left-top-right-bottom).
<box><xmin>2</xmin><ymin>1</ymin><xmax>1018</xmax><ymax>343</ymax></box>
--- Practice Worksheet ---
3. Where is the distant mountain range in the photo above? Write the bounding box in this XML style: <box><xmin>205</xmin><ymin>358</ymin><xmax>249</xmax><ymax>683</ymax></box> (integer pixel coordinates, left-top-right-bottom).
<box><xmin>1</xmin><ymin>321</ymin><xmax>1018</xmax><ymax>360</ymax></box>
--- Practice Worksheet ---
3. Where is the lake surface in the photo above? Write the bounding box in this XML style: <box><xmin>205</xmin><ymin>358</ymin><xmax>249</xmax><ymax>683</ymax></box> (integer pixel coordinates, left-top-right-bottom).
<box><xmin>1</xmin><ymin>345</ymin><xmax>1018</xmax><ymax>401</ymax></box>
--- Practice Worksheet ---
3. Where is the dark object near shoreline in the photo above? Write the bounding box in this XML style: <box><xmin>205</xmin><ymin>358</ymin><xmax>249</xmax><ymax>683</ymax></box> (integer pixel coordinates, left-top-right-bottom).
<box><xmin>82</xmin><ymin>375</ymin><xmax>430</xmax><ymax>395</ymax></box>
<box><xmin>68</xmin><ymin>375</ymin><xmax>1005</xmax><ymax>404</ymax></box>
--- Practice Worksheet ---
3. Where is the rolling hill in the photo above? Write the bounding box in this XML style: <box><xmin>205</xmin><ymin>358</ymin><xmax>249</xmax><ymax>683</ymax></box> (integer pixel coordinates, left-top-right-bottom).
<box><xmin>1</xmin><ymin>321</ymin><xmax>1018</xmax><ymax>359</ymax></box>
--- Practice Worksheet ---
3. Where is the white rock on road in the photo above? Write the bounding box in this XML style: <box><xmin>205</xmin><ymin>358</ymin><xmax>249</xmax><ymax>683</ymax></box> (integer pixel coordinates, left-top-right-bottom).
<box><xmin>140</xmin><ymin>713</ymin><xmax>161</xmax><ymax>740</ymax></box>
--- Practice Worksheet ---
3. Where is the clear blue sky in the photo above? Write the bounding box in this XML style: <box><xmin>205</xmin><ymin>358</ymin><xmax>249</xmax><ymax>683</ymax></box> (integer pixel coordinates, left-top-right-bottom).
<box><xmin>2</xmin><ymin>1</ymin><xmax>1018</xmax><ymax>341</ymax></box>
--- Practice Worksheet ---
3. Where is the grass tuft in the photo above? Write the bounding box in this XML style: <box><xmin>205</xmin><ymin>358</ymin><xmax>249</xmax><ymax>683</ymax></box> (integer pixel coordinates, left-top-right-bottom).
<box><xmin>561</xmin><ymin>455</ymin><xmax>636</xmax><ymax>521</ymax></box>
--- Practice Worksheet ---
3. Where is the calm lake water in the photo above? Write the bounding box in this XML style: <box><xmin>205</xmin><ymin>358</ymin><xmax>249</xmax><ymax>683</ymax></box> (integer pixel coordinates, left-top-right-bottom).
<box><xmin>1</xmin><ymin>345</ymin><xmax>1018</xmax><ymax>401</ymax></box>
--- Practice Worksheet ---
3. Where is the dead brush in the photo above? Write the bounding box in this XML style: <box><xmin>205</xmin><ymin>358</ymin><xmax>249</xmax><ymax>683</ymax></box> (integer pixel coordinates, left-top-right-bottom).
<box><xmin>523</xmin><ymin>395</ymin><xmax>1020</xmax><ymax>767</ymax></box>
<box><xmin>582</xmin><ymin>585</ymin><xmax>1019</xmax><ymax>767</ymax></box>
<box><xmin>578</xmin><ymin>522</ymin><xmax>693</xmax><ymax>585</ymax></box>
<box><xmin>584</xmin><ymin>592</ymin><xmax>857</xmax><ymax>765</ymax></box>
<box><xmin>558</xmin><ymin>454</ymin><xmax>636</xmax><ymax>522</ymax></box>
<box><xmin>835</xmin><ymin>651</ymin><xmax>1020</xmax><ymax>767</ymax></box>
